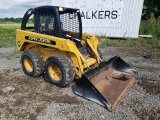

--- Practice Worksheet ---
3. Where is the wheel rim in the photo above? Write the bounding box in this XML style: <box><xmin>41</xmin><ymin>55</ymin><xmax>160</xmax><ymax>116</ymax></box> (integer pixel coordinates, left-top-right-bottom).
<box><xmin>24</xmin><ymin>57</ymin><xmax>33</xmax><ymax>72</ymax></box>
<box><xmin>48</xmin><ymin>63</ymin><xmax>62</xmax><ymax>81</ymax></box>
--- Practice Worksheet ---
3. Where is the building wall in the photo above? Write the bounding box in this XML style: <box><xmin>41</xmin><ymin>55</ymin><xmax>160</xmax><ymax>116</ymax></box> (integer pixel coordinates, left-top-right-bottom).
<box><xmin>52</xmin><ymin>0</ymin><xmax>144</xmax><ymax>38</ymax></box>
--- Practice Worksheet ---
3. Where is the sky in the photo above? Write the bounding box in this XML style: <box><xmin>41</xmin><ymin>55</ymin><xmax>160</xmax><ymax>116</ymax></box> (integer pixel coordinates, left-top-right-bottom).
<box><xmin>0</xmin><ymin>0</ymin><xmax>52</xmax><ymax>18</ymax></box>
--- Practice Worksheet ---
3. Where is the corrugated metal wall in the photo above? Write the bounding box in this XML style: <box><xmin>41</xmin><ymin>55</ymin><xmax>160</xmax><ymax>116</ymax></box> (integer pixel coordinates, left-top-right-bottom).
<box><xmin>52</xmin><ymin>0</ymin><xmax>144</xmax><ymax>38</ymax></box>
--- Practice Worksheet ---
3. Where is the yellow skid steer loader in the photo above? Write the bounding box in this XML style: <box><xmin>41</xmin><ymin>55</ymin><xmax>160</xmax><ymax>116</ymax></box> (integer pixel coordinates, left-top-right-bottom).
<box><xmin>16</xmin><ymin>6</ymin><xmax>136</xmax><ymax>111</ymax></box>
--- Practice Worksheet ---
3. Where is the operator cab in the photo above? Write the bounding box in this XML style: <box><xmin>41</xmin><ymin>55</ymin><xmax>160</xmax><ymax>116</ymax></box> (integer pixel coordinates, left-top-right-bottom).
<box><xmin>21</xmin><ymin>6</ymin><xmax>82</xmax><ymax>47</ymax></box>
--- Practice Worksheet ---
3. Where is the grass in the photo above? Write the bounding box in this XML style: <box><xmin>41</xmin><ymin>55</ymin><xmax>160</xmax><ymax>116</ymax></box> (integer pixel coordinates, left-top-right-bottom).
<box><xmin>140</xmin><ymin>18</ymin><xmax>160</xmax><ymax>37</ymax></box>
<box><xmin>7</xmin><ymin>51</ymin><xmax>22</xmax><ymax>59</ymax></box>
<box><xmin>0</xmin><ymin>24</ymin><xmax>20</xmax><ymax>47</ymax></box>
<box><xmin>98</xmin><ymin>37</ymin><xmax>160</xmax><ymax>58</ymax></box>
<box><xmin>0</xmin><ymin>38</ymin><xmax>16</xmax><ymax>47</ymax></box>
<box><xmin>98</xmin><ymin>18</ymin><xmax>160</xmax><ymax>58</ymax></box>
<box><xmin>131</xmin><ymin>64</ymin><xmax>148</xmax><ymax>70</ymax></box>
<box><xmin>0</xmin><ymin>25</ymin><xmax>20</xmax><ymax>38</ymax></box>
<box><xmin>0</xmin><ymin>48</ymin><xmax>22</xmax><ymax>59</ymax></box>
<box><xmin>0</xmin><ymin>21</ymin><xmax>160</xmax><ymax>58</ymax></box>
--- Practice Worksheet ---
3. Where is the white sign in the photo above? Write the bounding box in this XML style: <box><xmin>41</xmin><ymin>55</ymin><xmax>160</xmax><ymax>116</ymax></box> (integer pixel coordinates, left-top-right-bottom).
<box><xmin>52</xmin><ymin>0</ymin><xmax>144</xmax><ymax>38</ymax></box>
<box><xmin>64</xmin><ymin>0</ymin><xmax>124</xmax><ymax>28</ymax></box>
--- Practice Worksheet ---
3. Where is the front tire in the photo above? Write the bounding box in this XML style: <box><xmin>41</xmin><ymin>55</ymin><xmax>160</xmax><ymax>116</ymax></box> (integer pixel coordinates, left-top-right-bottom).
<box><xmin>43</xmin><ymin>55</ymin><xmax>75</xmax><ymax>87</ymax></box>
<box><xmin>21</xmin><ymin>50</ymin><xmax>44</xmax><ymax>77</ymax></box>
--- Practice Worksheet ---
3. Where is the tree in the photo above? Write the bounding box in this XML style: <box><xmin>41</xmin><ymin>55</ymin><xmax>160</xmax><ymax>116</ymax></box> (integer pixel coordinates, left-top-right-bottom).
<box><xmin>143</xmin><ymin>0</ymin><xmax>160</xmax><ymax>19</ymax></box>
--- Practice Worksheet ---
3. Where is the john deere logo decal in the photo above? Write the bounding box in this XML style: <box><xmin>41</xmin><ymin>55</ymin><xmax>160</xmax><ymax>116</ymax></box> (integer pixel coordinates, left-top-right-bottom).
<box><xmin>25</xmin><ymin>36</ymin><xmax>56</xmax><ymax>45</ymax></box>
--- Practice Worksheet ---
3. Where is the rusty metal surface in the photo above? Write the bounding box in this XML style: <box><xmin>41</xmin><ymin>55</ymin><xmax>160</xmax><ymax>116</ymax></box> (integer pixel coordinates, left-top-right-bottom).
<box><xmin>85</xmin><ymin>56</ymin><xmax>136</xmax><ymax>111</ymax></box>
<box><xmin>73</xmin><ymin>56</ymin><xmax>136</xmax><ymax>112</ymax></box>
<box><xmin>88</xmin><ymin>68</ymin><xmax>135</xmax><ymax>111</ymax></box>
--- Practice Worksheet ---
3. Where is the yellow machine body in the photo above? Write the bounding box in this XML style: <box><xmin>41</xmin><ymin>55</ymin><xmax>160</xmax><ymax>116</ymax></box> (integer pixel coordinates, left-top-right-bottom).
<box><xmin>16</xmin><ymin>30</ymin><xmax>100</xmax><ymax>77</ymax></box>
<box><xmin>16</xmin><ymin>6</ymin><xmax>136</xmax><ymax>111</ymax></box>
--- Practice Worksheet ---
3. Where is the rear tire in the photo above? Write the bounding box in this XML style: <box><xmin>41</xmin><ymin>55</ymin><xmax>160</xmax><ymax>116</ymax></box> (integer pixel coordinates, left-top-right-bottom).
<box><xmin>43</xmin><ymin>55</ymin><xmax>75</xmax><ymax>87</ymax></box>
<box><xmin>21</xmin><ymin>50</ymin><xmax>44</xmax><ymax>77</ymax></box>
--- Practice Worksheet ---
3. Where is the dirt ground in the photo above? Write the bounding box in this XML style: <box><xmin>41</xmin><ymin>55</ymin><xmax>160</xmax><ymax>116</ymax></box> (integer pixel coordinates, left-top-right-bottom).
<box><xmin>0</xmin><ymin>46</ymin><xmax>159</xmax><ymax>120</ymax></box>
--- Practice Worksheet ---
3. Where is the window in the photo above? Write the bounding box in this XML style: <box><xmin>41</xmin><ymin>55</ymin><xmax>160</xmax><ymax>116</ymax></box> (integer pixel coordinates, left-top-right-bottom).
<box><xmin>36</xmin><ymin>10</ymin><xmax>58</xmax><ymax>36</ymax></box>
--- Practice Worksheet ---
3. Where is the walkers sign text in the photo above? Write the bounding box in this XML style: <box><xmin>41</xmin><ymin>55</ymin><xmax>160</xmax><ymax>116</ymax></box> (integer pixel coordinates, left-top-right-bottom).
<box><xmin>65</xmin><ymin>0</ymin><xmax>124</xmax><ymax>28</ymax></box>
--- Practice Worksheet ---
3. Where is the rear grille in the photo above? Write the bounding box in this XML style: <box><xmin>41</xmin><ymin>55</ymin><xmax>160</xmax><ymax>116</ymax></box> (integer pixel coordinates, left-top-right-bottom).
<box><xmin>60</xmin><ymin>12</ymin><xmax>80</xmax><ymax>39</ymax></box>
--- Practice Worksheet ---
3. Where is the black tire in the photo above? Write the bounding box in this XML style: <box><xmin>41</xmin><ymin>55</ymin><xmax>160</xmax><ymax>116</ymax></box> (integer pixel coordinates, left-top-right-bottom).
<box><xmin>43</xmin><ymin>55</ymin><xmax>75</xmax><ymax>87</ymax></box>
<box><xmin>97</xmin><ymin>48</ymin><xmax>103</xmax><ymax>60</ymax></box>
<box><xmin>21</xmin><ymin>50</ymin><xmax>44</xmax><ymax>77</ymax></box>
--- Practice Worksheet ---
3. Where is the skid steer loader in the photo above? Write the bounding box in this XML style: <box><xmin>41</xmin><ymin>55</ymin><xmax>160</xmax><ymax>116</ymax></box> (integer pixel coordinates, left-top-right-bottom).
<box><xmin>16</xmin><ymin>6</ymin><xmax>136</xmax><ymax>111</ymax></box>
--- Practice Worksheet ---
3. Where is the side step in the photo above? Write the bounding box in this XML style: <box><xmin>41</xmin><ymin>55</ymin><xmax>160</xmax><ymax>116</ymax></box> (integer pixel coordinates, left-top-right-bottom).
<box><xmin>72</xmin><ymin>56</ymin><xmax>136</xmax><ymax>111</ymax></box>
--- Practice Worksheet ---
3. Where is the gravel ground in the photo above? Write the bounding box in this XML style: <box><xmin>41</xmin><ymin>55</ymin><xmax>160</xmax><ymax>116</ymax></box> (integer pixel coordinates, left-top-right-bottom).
<box><xmin>0</xmin><ymin>46</ymin><xmax>159</xmax><ymax>120</ymax></box>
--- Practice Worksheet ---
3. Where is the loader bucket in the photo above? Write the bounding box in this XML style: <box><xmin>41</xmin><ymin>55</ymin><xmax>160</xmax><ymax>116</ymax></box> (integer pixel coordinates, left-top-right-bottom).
<box><xmin>72</xmin><ymin>56</ymin><xmax>136</xmax><ymax>111</ymax></box>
